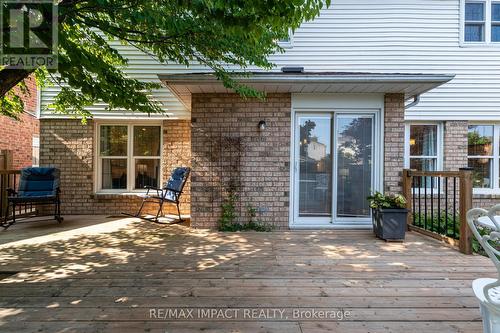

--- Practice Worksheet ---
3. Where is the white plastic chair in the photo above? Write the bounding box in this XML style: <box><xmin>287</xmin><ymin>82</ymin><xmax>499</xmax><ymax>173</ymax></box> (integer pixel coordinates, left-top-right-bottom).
<box><xmin>467</xmin><ymin>207</ymin><xmax>500</xmax><ymax>333</ymax></box>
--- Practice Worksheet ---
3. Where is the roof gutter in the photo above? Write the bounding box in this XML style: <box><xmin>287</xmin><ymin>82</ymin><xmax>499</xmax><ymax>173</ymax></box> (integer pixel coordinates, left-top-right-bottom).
<box><xmin>159</xmin><ymin>73</ymin><xmax>455</xmax><ymax>85</ymax></box>
<box><xmin>405</xmin><ymin>95</ymin><xmax>421</xmax><ymax>109</ymax></box>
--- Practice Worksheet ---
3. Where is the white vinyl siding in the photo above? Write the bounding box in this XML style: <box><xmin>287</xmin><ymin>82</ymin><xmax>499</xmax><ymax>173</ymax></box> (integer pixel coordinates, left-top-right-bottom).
<box><xmin>41</xmin><ymin>0</ymin><xmax>500</xmax><ymax>121</ymax></box>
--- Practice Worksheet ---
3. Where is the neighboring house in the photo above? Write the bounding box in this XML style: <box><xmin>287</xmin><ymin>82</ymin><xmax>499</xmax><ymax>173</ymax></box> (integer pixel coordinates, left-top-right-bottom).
<box><xmin>38</xmin><ymin>0</ymin><xmax>500</xmax><ymax>229</ymax></box>
<box><xmin>0</xmin><ymin>76</ymin><xmax>39</xmax><ymax>170</ymax></box>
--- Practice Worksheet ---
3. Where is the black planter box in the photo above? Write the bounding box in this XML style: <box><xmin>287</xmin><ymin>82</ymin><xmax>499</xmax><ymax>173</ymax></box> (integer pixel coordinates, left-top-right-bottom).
<box><xmin>372</xmin><ymin>208</ymin><xmax>408</xmax><ymax>242</ymax></box>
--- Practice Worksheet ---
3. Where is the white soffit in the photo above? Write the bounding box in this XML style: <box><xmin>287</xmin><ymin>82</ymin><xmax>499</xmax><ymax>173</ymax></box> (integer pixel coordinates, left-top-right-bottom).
<box><xmin>158</xmin><ymin>72</ymin><xmax>455</xmax><ymax>110</ymax></box>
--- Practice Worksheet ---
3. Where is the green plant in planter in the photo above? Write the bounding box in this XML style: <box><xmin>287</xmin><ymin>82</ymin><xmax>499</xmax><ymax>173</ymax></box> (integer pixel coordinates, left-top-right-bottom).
<box><xmin>367</xmin><ymin>191</ymin><xmax>406</xmax><ymax>209</ymax></box>
<box><xmin>368</xmin><ymin>191</ymin><xmax>408</xmax><ymax>241</ymax></box>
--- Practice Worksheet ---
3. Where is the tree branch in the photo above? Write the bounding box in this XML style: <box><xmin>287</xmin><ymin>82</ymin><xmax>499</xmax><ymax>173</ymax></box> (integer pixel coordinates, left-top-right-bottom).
<box><xmin>0</xmin><ymin>67</ymin><xmax>34</xmax><ymax>97</ymax></box>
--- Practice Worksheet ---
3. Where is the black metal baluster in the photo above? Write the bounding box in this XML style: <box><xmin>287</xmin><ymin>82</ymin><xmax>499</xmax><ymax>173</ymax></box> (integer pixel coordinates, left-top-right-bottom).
<box><xmin>437</xmin><ymin>177</ymin><xmax>441</xmax><ymax>234</ymax></box>
<box><xmin>412</xmin><ymin>177</ymin><xmax>416</xmax><ymax>227</ymax></box>
<box><xmin>430</xmin><ymin>176</ymin><xmax>434</xmax><ymax>232</ymax></box>
<box><xmin>453</xmin><ymin>177</ymin><xmax>457</xmax><ymax>239</ymax></box>
<box><xmin>445</xmin><ymin>176</ymin><xmax>449</xmax><ymax>237</ymax></box>
<box><xmin>424</xmin><ymin>176</ymin><xmax>428</xmax><ymax>230</ymax></box>
<box><xmin>418</xmin><ymin>177</ymin><xmax>422</xmax><ymax>227</ymax></box>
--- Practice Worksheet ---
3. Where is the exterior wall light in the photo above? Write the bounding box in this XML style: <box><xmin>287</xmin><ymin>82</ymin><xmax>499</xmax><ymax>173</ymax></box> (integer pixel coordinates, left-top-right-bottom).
<box><xmin>258</xmin><ymin>120</ymin><xmax>267</xmax><ymax>131</ymax></box>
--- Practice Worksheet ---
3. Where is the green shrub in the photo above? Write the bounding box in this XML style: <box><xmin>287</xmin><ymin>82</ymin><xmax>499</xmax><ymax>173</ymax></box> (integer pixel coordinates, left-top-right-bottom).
<box><xmin>217</xmin><ymin>196</ymin><xmax>273</xmax><ymax>232</ymax></box>
<box><xmin>367</xmin><ymin>191</ymin><xmax>407</xmax><ymax>209</ymax></box>
<box><xmin>412</xmin><ymin>212</ymin><xmax>459</xmax><ymax>239</ymax></box>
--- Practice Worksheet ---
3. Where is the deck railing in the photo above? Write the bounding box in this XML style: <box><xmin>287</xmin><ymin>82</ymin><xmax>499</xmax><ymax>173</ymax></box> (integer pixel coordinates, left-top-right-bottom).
<box><xmin>0</xmin><ymin>170</ymin><xmax>34</xmax><ymax>222</ymax></box>
<box><xmin>402</xmin><ymin>168</ymin><xmax>473</xmax><ymax>254</ymax></box>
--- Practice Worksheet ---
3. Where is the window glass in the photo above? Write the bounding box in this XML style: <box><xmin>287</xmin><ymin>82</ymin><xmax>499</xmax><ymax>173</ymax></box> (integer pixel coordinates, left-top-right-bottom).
<box><xmin>408</xmin><ymin>124</ymin><xmax>439</xmax><ymax>175</ymax></box>
<box><xmin>465</xmin><ymin>2</ymin><xmax>485</xmax><ymax>42</ymax></box>
<box><xmin>410</xmin><ymin>125</ymin><xmax>438</xmax><ymax>156</ymax></box>
<box><xmin>468</xmin><ymin>125</ymin><xmax>495</xmax><ymax>189</ymax></box>
<box><xmin>468</xmin><ymin>125</ymin><xmax>493</xmax><ymax>156</ymax></box>
<box><xmin>492</xmin><ymin>25</ymin><xmax>500</xmax><ymax>41</ymax></box>
<box><xmin>469</xmin><ymin>158</ymin><xmax>492</xmax><ymax>188</ymax></box>
<box><xmin>466</xmin><ymin>2</ymin><xmax>485</xmax><ymax>21</ymax></box>
<box><xmin>492</xmin><ymin>3</ymin><xmax>500</xmax><ymax>41</ymax></box>
<box><xmin>134</xmin><ymin>126</ymin><xmax>161</xmax><ymax>156</ymax></box>
<box><xmin>98</xmin><ymin>124</ymin><xmax>162</xmax><ymax>192</ymax></box>
<box><xmin>465</xmin><ymin>24</ymin><xmax>485</xmax><ymax>41</ymax></box>
<box><xmin>410</xmin><ymin>158</ymin><xmax>437</xmax><ymax>172</ymax></box>
<box><xmin>492</xmin><ymin>3</ymin><xmax>500</xmax><ymax>20</ymax></box>
<box><xmin>102</xmin><ymin>159</ymin><xmax>127</xmax><ymax>189</ymax></box>
<box><xmin>298</xmin><ymin>117</ymin><xmax>332</xmax><ymax>217</ymax></box>
<box><xmin>135</xmin><ymin>159</ymin><xmax>160</xmax><ymax>189</ymax></box>
<box><xmin>100</xmin><ymin>126</ymin><xmax>128</xmax><ymax>156</ymax></box>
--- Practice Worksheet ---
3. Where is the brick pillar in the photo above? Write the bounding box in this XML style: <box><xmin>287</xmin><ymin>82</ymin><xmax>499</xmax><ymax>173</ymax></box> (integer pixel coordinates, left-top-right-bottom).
<box><xmin>384</xmin><ymin>93</ymin><xmax>405</xmax><ymax>194</ymax></box>
<box><xmin>190</xmin><ymin>93</ymin><xmax>291</xmax><ymax>230</ymax></box>
<box><xmin>40</xmin><ymin>119</ymin><xmax>94</xmax><ymax>215</ymax></box>
<box><xmin>443</xmin><ymin>121</ymin><xmax>468</xmax><ymax>171</ymax></box>
<box><xmin>162</xmin><ymin>120</ymin><xmax>191</xmax><ymax>215</ymax></box>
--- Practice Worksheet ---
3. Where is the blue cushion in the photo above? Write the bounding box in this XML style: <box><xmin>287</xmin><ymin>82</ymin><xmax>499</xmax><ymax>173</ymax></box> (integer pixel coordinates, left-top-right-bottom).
<box><xmin>17</xmin><ymin>167</ymin><xmax>60</xmax><ymax>198</ymax></box>
<box><xmin>162</xmin><ymin>167</ymin><xmax>190</xmax><ymax>201</ymax></box>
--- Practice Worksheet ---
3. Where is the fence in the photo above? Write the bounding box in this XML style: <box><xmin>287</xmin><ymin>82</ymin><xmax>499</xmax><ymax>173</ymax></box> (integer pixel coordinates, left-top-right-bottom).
<box><xmin>402</xmin><ymin>168</ymin><xmax>473</xmax><ymax>254</ymax></box>
<box><xmin>0</xmin><ymin>170</ymin><xmax>35</xmax><ymax>222</ymax></box>
<box><xmin>0</xmin><ymin>150</ymin><xmax>12</xmax><ymax>171</ymax></box>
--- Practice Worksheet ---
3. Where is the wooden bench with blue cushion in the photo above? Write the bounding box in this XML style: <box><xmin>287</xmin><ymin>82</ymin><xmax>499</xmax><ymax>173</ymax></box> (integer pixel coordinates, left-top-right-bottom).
<box><xmin>2</xmin><ymin>167</ymin><xmax>62</xmax><ymax>229</ymax></box>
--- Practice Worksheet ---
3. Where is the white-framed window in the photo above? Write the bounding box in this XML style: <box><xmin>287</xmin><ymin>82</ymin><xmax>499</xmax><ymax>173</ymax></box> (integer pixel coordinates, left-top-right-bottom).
<box><xmin>467</xmin><ymin>124</ymin><xmax>500</xmax><ymax>192</ymax></box>
<box><xmin>32</xmin><ymin>135</ymin><xmax>40</xmax><ymax>167</ymax></box>
<box><xmin>278</xmin><ymin>29</ymin><xmax>293</xmax><ymax>48</ymax></box>
<box><xmin>96</xmin><ymin>123</ymin><xmax>162</xmax><ymax>193</ymax></box>
<box><xmin>461</xmin><ymin>0</ymin><xmax>500</xmax><ymax>44</ymax></box>
<box><xmin>404</xmin><ymin>123</ymin><xmax>443</xmax><ymax>172</ymax></box>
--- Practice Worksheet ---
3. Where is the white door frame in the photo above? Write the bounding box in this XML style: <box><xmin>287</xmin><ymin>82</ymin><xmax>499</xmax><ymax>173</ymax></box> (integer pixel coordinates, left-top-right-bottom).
<box><xmin>289</xmin><ymin>105</ymin><xmax>383</xmax><ymax>229</ymax></box>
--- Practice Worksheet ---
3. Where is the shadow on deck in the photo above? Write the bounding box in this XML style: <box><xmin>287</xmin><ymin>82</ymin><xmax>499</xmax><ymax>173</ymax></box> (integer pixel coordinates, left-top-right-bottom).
<box><xmin>0</xmin><ymin>215</ymin><xmax>496</xmax><ymax>333</ymax></box>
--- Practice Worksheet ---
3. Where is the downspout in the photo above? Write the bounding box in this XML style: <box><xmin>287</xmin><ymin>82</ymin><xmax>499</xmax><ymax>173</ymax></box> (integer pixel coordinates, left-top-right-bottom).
<box><xmin>405</xmin><ymin>95</ymin><xmax>420</xmax><ymax>109</ymax></box>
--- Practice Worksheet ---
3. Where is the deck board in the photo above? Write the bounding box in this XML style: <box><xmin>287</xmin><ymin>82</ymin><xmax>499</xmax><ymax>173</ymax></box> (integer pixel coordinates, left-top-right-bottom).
<box><xmin>0</xmin><ymin>215</ymin><xmax>496</xmax><ymax>333</ymax></box>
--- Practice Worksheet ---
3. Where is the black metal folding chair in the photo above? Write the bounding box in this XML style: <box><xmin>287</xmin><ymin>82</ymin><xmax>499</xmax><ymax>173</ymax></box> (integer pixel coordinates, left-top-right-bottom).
<box><xmin>2</xmin><ymin>167</ymin><xmax>62</xmax><ymax>229</ymax></box>
<box><xmin>128</xmin><ymin>167</ymin><xmax>190</xmax><ymax>223</ymax></box>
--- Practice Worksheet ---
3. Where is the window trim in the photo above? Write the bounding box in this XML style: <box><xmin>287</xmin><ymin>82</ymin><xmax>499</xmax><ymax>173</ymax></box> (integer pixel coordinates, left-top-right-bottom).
<box><xmin>404</xmin><ymin>122</ymin><xmax>443</xmax><ymax>172</ymax></box>
<box><xmin>460</xmin><ymin>0</ymin><xmax>500</xmax><ymax>46</ymax></box>
<box><xmin>277</xmin><ymin>29</ymin><xmax>293</xmax><ymax>48</ymax></box>
<box><xmin>468</xmin><ymin>122</ymin><xmax>500</xmax><ymax>194</ymax></box>
<box><xmin>94</xmin><ymin>121</ymin><xmax>163</xmax><ymax>194</ymax></box>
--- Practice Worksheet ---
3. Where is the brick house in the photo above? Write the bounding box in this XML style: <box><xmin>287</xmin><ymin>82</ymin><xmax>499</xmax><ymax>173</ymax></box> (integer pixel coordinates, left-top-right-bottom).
<box><xmin>0</xmin><ymin>76</ymin><xmax>39</xmax><ymax>169</ymax></box>
<box><xmin>38</xmin><ymin>1</ymin><xmax>500</xmax><ymax>229</ymax></box>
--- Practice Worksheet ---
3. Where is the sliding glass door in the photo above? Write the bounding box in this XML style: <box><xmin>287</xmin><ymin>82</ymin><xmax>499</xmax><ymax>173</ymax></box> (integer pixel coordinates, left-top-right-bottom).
<box><xmin>335</xmin><ymin>115</ymin><xmax>373</xmax><ymax>219</ymax></box>
<box><xmin>294</xmin><ymin>112</ymin><xmax>376</xmax><ymax>226</ymax></box>
<box><xmin>297</xmin><ymin>115</ymin><xmax>333</xmax><ymax>218</ymax></box>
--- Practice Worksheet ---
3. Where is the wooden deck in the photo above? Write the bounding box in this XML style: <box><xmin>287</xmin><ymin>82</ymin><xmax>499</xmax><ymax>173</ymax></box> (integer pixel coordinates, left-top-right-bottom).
<box><xmin>0</xmin><ymin>215</ymin><xmax>496</xmax><ymax>333</ymax></box>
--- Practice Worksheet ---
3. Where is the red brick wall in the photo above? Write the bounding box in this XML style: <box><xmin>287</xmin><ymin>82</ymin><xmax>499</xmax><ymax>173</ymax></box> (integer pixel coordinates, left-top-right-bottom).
<box><xmin>0</xmin><ymin>76</ymin><xmax>39</xmax><ymax>169</ymax></box>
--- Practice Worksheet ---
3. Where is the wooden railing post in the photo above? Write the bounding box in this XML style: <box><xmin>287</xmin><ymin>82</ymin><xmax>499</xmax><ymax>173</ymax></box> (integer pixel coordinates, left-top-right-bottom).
<box><xmin>0</xmin><ymin>150</ymin><xmax>12</xmax><ymax>171</ymax></box>
<box><xmin>459</xmin><ymin>167</ymin><xmax>473</xmax><ymax>255</ymax></box>
<box><xmin>402</xmin><ymin>169</ymin><xmax>413</xmax><ymax>229</ymax></box>
<box><xmin>0</xmin><ymin>172</ymin><xmax>5</xmax><ymax>218</ymax></box>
